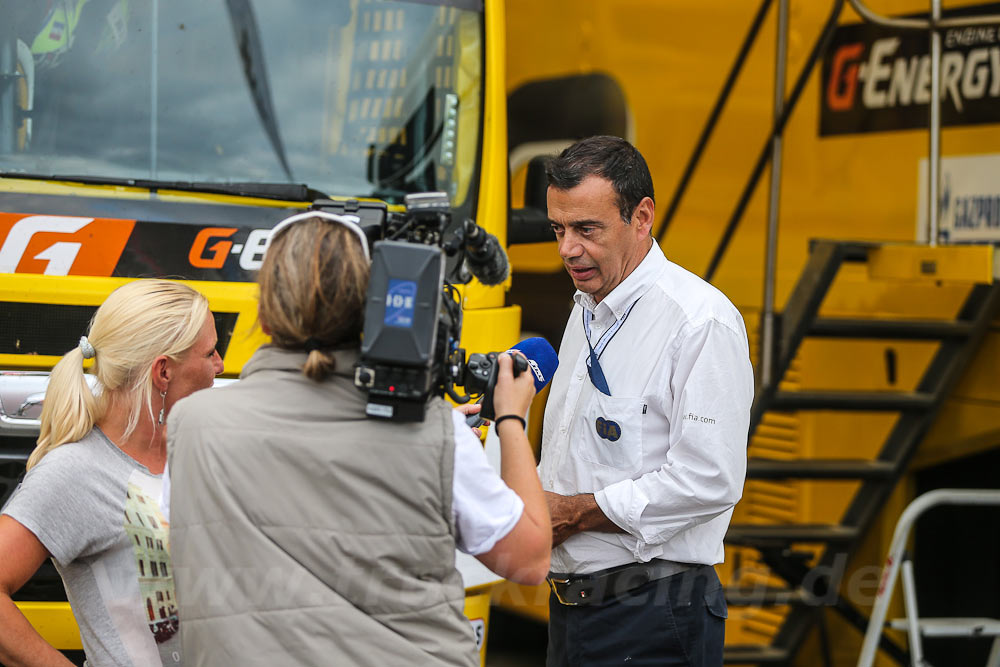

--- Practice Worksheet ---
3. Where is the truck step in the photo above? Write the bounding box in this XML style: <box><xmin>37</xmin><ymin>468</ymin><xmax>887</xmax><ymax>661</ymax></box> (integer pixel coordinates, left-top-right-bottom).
<box><xmin>725</xmin><ymin>523</ymin><xmax>859</xmax><ymax>547</ymax></box>
<box><xmin>771</xmin><ymin>391</ymin><xmax>934</xmax><ymax>411</ymax></box>
<box><xmin>725</xmin><ymin>586</ymin><xmax>809</xmax><ymax>606</ymax></box>
<box><xmin>747</xmin><ymin>458</ymin><xmax>895</xmax><ymax>480</ymax></box>
<box><xmin>723</xmin><ymin>645</ymin><xmax>791</xmax><ymax>664</ymax></box>
<box><xmin>809</xmin><ymin>318</ymin><xmax>973</xmax><ymax>339</ymax></box>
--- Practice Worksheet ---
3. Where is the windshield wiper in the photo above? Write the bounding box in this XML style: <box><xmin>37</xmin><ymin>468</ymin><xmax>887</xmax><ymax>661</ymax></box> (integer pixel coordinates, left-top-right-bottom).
<box><xmin>224</xmin><ymin>0</ymin><xmax>294</xmax><ymax>182</ymax></box>
<box><xmin>0</xmin><ymin>172</ymin><xmax>327</xmax><ymax>202</ymax></box>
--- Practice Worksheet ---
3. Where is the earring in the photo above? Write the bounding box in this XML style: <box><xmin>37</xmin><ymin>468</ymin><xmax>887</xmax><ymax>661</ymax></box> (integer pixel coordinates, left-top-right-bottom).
<box><xmin>158</xmin><ymin>390</ymin><xmax>167</xmax><ymax>425</ymax></box>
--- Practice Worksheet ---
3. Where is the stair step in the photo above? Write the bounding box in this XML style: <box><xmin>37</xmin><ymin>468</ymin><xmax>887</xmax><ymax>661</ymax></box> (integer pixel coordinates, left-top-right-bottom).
<box><xmin>809</xmin><ymin>318</ymin><xmax>974</xmax><ymax>339</ymax></box>
<box><xmin>725</xmin><ymin>586</ymin><xmax>809</xmax><ymax>606</ymax></box>
<box><xmin>771</xmin><ymin>390</ymin><xmax>934</xmax><ymax>411</ymax></box>
<box><xmin>726</xmin><ymin>524</ymin><xmax>859</xmax><ymax>547</ymax></box>
<box><xmin>747</xmin><ymin>458</ymin><xmax>895</xmax><ymax>480</ymax></box>
<box><xmin>723</xmin><ymin>645</ymin><xmax>791</xmax><ymax>664</ymax></box>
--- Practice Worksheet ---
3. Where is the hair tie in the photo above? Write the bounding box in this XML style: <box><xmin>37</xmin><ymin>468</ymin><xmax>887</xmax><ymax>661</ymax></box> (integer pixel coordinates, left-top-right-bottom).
<box><xmin>303</xmin><ymin>337</ymin><xmax>323</xmax><ymax>353</ymax></box>
<box><xmin>78</xmin><ymin>336</ymin><xmax>96</xmax><ymax>360</ymax></box>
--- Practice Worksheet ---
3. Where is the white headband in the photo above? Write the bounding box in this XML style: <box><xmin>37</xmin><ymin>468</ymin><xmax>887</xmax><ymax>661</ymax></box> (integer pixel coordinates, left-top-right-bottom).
<box><xmin>268</xmin><ymin>211</ymin><xmax>371</xmax><ymax>262</ymax></box>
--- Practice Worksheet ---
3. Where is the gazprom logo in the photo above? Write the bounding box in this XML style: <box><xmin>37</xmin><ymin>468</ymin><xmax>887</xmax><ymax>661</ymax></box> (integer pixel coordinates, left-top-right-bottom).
<box><xmin>595</xmin><ymin>417</ymin><xmax>621</xmax><ymax>442</ymax></box>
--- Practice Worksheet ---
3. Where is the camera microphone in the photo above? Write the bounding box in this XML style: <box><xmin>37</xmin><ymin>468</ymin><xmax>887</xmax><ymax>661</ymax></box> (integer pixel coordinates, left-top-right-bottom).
<box><xmin>462</xmin><ymin>219</ymin><xmax>509</xmax><ymax>286</ymax></box>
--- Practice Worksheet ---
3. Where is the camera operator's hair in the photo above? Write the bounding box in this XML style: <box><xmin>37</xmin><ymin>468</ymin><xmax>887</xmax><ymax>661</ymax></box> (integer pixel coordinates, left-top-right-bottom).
<box><xmin>546</xmin><ymin>135</ymin><xmax>655</xmax><ymax>224</ymax></box>
<box><xmin>30</xmin><ymin>280</ymin><xmax>209</xmax><ymax>470</ymax></box>
<box><xmin>258</xmin><ymin>216</ymin><xmax>369</xmax><ymax>381</ymax></box>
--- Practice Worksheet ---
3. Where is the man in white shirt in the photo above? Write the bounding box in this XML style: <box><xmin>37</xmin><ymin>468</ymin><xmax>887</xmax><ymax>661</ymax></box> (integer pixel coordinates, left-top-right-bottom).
<box><xmin>540</xmin><ymin>136</ymin><xmax>753</xmax><ymax>666</ymax></box>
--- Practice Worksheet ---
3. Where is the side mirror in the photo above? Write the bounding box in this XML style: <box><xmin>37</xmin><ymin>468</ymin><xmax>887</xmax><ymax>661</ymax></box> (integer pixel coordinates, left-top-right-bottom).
<box><xmin>509</xmin><ymin>156</ymin><xmax>555</xmax><ymax>245</ymax></box>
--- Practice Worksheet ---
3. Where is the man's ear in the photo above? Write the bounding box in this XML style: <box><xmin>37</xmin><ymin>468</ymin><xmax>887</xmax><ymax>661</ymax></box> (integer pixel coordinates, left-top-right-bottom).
<box><xmin>151</xmin><ymin>355</ymin><xmax>171</xmax><ymax>393</ymax></box>
<box><xmin>632</xmin><ymin>196</ymin><xmax>655</xmax><ymax>237</ymax></box>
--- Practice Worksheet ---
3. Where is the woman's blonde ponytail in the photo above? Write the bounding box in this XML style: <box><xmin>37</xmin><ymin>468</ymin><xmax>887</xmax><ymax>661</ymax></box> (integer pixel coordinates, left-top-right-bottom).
<box><xmin>28</xmin><ymin>347</ymin><xmax>100</xmax><ymax>470</ymax></box>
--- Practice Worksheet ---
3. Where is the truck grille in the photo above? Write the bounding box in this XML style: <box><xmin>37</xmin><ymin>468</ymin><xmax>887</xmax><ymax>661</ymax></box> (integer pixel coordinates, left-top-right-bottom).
<box><xmin>0</xmin><ymin>302</ymin><xmax>238</xmax><ymax>358</ymax></box>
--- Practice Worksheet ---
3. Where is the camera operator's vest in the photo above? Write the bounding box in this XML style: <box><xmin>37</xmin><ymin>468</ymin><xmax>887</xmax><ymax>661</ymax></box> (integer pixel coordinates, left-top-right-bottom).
<box><xmin>167</xmin><ymin>345</ymin><xmax>477</xmax><ymax>667</ymax></box>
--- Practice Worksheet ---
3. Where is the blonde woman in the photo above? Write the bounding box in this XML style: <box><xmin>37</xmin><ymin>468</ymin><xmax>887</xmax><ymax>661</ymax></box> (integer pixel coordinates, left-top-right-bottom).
<box><xmin>0</xmin><ymin>280</ymin><xmax>223</xmax><ymax>667</ymax></box>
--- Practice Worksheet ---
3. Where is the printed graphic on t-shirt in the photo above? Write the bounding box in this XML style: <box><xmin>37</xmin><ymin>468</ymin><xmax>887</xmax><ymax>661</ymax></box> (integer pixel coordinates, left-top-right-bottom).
<box><xmin>124</xmin><ymin>481</ymin><xmax>179</xmax><ymax>644</ymax></box>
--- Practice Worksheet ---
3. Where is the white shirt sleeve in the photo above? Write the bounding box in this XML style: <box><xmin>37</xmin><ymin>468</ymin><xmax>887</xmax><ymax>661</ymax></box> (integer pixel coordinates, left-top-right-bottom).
<box><xmin>159</xmin><ymin>462</ymin><xmax>171</xmax><ymax>522</ymax></box>
<box><xmin>450</xmin><ymin>410</ymin><xmax>524</xmax><ymax>555</ymax></box>
<box><xmin>595</xmin><ymin>318</ymin><xmax>752</xmax><ymax>548</ymax></box>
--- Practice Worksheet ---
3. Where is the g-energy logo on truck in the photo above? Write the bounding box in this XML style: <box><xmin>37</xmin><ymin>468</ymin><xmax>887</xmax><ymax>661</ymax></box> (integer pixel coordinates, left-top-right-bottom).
<box><xmin>0</xmin><ymin>212</ymin><xmax>275</xmax><ymax>281</ymax></box>
<box><xmin>0</xmin><ymin>214</ymin><xmax>134</xmax><ymax>276</ymax></box>
<box><xmin>821</xmin><ymin>4</ymin><xmax>1000</xmax><ymax>136</ymax></box>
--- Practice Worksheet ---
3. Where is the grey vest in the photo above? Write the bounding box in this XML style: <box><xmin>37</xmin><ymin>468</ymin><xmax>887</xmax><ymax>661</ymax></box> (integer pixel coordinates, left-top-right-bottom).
<box><xmin>167</xmin><ymin>345</ymin><xmax>477</xmax><ymax>667</ymax></box>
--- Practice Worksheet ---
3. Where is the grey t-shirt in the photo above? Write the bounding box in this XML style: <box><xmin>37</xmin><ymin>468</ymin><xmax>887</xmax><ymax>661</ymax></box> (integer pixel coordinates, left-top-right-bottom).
<box><xmin>1</xmin><ymin>428</ymin><xmax>181</xmax><ymax>666</ymax></box>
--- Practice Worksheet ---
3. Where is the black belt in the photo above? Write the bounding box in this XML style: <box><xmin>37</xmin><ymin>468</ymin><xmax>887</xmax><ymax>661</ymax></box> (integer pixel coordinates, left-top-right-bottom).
<box><xmin>547</xmin><ymin>561</ymin><xmax>692</xmax><ymax>606</ymax></box>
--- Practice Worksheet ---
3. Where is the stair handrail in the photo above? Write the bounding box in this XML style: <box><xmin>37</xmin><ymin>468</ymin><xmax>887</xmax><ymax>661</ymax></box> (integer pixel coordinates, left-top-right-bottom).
<box><xmin>704</xmin><ymin>0</ymin><xmax>845</xmax><ymax>284</ymax></box>
<box><xmin>847</xmin><ymin>0</ymin><xmax>1000</xmax><ymax>30</ymax></box>
<box><xmin>655</xmin><ymin>0</ymin><xmax>774</xmax><ymax>242</ymax></box>
<box><xmin>846</xmin><ymin>0</ymin><xmax>1000</xmax><ymax>248</ymax></box>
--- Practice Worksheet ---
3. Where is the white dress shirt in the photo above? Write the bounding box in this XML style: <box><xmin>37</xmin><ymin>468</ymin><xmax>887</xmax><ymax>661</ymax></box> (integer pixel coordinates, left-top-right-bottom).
<box><xmin>539</xmin><ymin>241</ymin><xmax>753</xmax><ymax>574</ymax></box>
<box><xmin>162</xmin><ymin>409</ymin><xmax>523</xmax><ymax>556</ymax></box>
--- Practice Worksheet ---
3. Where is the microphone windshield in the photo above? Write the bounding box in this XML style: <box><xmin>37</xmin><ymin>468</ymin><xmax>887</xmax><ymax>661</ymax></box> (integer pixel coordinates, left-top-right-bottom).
<box><xmin>508</xmin><ymin>337</ymin><xmax>559</xmax><ymax>393</ymax></box>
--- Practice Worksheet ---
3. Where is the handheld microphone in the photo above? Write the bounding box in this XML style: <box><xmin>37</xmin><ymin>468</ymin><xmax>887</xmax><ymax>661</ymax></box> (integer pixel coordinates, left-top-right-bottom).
<box><xmin>508</xmin><ymin>337</ymin><xmax>559</xmax><ymax>393</ymax></box>
<box><xmin>465</xmin><ymin>336</ymin><xmax>559</xmax><ymax>427</ymax></box>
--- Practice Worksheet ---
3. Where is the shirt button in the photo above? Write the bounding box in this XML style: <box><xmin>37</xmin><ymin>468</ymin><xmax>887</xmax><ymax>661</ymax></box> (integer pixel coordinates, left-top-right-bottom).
<box><xmin>560</xmin><ymin>426</ymin><xmax>567</xmax><ymax>433</ymax></box>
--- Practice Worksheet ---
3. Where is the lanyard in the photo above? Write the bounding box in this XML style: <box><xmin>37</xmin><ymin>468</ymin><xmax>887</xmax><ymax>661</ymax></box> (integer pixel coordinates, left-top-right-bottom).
<box><xmin>582</xmin><ymin>298</ymin><xmax>640</xmax><ymax>396</ymax></box>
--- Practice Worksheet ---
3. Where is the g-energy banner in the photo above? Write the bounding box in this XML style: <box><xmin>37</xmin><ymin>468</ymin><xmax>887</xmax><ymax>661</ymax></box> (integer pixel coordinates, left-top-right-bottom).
<box><xmin>821</xmin><ymin>3</ymin><xmax>1000</xmax><ymax>136</ymax></box>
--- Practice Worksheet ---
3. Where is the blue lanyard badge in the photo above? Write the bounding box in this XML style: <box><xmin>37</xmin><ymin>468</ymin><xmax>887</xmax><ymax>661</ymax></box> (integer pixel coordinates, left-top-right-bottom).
<box><xmin>582</xmin><ymin>299</ymin><xmax>639</xmax><ymax>397</ymax></box>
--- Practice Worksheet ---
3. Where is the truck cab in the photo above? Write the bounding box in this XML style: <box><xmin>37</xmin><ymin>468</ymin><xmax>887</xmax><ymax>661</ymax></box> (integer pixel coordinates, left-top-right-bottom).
<box><xmin>0</xmin><ymin>1</ymin><xmax>520</xmax><ymax>663</ymax></box>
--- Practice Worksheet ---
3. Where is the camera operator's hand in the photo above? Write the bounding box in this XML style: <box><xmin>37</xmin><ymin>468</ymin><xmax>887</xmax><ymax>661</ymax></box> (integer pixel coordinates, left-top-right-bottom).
<box><xmin>474</xmin><ymin>351</ymin><xmax>550</xmax><ymax>585</ymax></box>
<box><xmin>454</xmin><ymin>402</ymin><xmax>487</xmax><ymax>438</ymax></box>
<box><xmin>493</xmin><ymin>352</ymin><xmax>536</xmax><ymax>419</ymax></box>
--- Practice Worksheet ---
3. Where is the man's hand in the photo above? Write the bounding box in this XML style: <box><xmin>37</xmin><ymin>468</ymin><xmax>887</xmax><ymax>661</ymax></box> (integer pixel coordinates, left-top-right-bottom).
<box><xmin>545</xmin><ymin>491</ymin><xmax>623</xmax><ymax>548</ymax></box>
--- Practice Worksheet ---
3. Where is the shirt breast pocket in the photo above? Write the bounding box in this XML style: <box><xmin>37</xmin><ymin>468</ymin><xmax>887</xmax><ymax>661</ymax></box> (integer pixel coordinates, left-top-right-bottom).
<box><xmin>572</xmin><ymin>393</ymin><xmax>644</xmax><ymax>474</ymax></box>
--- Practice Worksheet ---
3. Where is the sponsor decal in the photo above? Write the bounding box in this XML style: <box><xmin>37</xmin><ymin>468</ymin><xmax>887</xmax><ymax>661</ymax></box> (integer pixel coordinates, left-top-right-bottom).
<box><xmin>821</xmin><ymin>3</ymin><xmax>1000</xmax><ymax>136</ymax></box>
<box><xmin>917</xmin><ymin>153</ymin><xmax>1000</xmax><ymax>243</ymax></box>
<box><xmin>526</xmin><ymin>358</ymin><xmax>544</xmax><ymax>384</ymax></box>
<box><xmin>117</xmin><ymin>222</ymin><xmax>275</xmax><ymax>281</ymax></box>
<box><xmin>0</xmin><ymin>213</ymin><xmax>134</xmax><ymax>276</ymax></box>
<box><xmin>469</xmin><ymin>618</ymin><xmax>485</xmax><ymax>651</ymax></box>
<box><xmin>595</xmin><ymin>416</ymin><xmax>622</xmax><ymax>442</ymax></box>
<box><xmin>186</xmin><ymin>226</ymin><xmax>272</xmax><ymax>272</ymax></box>
<box><xmin>0</xmin><ymin>211</ymin><xmax>283</xmax><ymax>281</ymax></box>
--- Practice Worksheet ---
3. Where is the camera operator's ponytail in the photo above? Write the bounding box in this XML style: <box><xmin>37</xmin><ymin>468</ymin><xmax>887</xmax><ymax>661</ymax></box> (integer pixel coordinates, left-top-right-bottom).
<box><xmin>258</xmin><ymin>217</ymin><xmax>369</xmax><ymax>381</ymax></box>
<box><xmin>302</xmin><ymin>338</ymin><xmax>337</xmax><ymax>382</ymax></box>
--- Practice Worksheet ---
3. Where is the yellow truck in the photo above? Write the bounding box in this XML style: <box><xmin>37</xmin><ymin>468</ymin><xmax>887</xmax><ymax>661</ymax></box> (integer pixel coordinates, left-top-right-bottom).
<box><xmin>0</xmin><ymin>1</ymin><xmax>540</xmax><ymax>664</ymax></box>
<box><xmin>500</xmin><ymin>0</ymin><xmax>1000</xmax><ymax>665</ymax></box>
<box><xmin>4</xmin><ymin>0</ymin><xmax>1000</xmax><ymax>665</ymax></box>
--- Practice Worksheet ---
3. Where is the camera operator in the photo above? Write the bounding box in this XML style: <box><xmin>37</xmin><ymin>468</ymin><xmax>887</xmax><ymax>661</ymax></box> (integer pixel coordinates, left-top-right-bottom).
<box><xmin>165</xmin><ymin>215</ymin><xmax>550</xmax><ymax>667</ymax></box>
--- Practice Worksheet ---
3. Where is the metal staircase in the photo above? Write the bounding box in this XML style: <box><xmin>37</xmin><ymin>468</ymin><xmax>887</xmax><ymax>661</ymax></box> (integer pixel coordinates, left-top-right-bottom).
<box><xmin>721</xmin><ymin>240</ymin><xmax>1000</xmax><ymax>665</ymax></box>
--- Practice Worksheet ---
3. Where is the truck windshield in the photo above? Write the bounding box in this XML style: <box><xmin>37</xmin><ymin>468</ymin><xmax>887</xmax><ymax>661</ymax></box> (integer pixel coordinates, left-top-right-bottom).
<box><xmin>0</xmin><ymin>0</ymin><xmax>484</xmax><ymax>207</ymax></box>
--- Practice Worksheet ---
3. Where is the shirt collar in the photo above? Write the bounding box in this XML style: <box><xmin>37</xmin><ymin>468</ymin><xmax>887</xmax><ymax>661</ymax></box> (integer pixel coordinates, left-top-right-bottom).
<box><xmin>573</xmin><ymin>240</ymin><xmax>667</xmax><ymax>319</ymax></box>
<box><xmin>241</xmin><ymin>344</ymin><xmax>360</xmax><ymax>380</ymax></box>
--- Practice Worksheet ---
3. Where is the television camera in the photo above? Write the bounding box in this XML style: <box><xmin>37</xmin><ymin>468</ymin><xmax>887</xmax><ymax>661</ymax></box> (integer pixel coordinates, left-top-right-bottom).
<box><xmin>339</xmin><ymin>192</ymin><xmax>527</xmax><ymax>422</ymax></box>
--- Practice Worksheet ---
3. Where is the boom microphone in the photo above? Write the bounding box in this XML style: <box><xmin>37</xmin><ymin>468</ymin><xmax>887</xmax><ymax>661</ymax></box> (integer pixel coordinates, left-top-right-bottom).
<box><xmin>463</xmin><ymin>219</ymin><xmax>509</xmax><ymax>285</ymax></box>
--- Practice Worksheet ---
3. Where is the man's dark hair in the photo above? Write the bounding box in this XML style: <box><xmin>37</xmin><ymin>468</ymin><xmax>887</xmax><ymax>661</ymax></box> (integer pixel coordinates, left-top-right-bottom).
<box><xmin>546</xmin><ymin>136</ymin><xmax>655</xmax><ymax>224</ymax></box>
